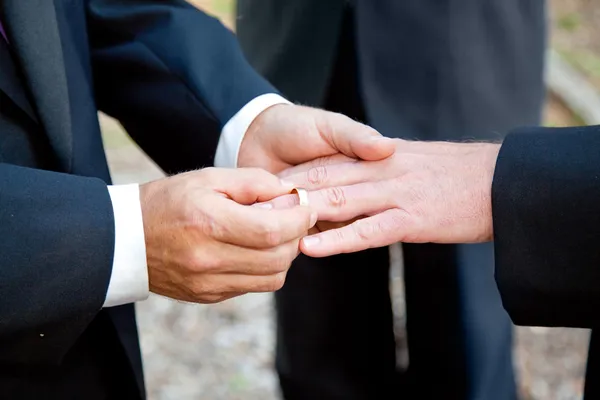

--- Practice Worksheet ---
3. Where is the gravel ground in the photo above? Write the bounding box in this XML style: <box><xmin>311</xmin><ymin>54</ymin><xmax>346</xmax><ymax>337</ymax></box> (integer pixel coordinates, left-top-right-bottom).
<box><xmin>98</xmin><ymin>1</ymin><xmax>599</xmax><ymax>398</ymax></box>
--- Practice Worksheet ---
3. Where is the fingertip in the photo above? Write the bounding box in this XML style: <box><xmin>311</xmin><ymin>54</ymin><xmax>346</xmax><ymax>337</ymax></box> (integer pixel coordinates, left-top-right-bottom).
<box><xmin>280</xmin><ymin>179</ymin><xmax>295</xmax><ymax>189</ymax></box>
<box><xmin>253</xmin><ymin>202</ymin><xmax>273</xmax><ymax>210</ymax></box>
<box><xmin>302</xmin><ymin>234</ymin><xmax>320</xmax><ymax>247</ymax></box>
<box><xmin>358</xmin><ymin>136</ymin><xmax>396</xmax><ymax>160</ymax></box>
<box><xmin>300</xmin><ymin>234</ymin><xmax>322</xmax><ymax>257</ymax></box>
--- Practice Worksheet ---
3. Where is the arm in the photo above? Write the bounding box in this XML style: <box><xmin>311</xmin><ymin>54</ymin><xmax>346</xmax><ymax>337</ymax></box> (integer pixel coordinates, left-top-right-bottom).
<box><xmin>86</xmin><ymin>0</ymin><xmax>394</xmax><ymax>312</ymax></box>
<box><xmin>269</xmin><ymin>126</ymin><xmax>600</xmax><ymax>328</ymax></box>
<box><xmin>85</xmin><ymin>0</ymin><xmax>293</xmax><ymax>307</ymax></box>
<box><xmin>87</xmin><ymin>0</ymin><xmax>277</xmax><ymax>173</ymax></box>
<box><xmin>492</xmin><ymin>125</ymin><xmax>600</xmax><ymax>328</ymax></box>
<box><xmin>0</xmin><ymin>164</ymin><xmax>114</xmax><ymax>361</ymax></box>
<box><xmin>0</xmin><ymin>163</ymin><xmax>318</xmax><ymax>367</ymax></box>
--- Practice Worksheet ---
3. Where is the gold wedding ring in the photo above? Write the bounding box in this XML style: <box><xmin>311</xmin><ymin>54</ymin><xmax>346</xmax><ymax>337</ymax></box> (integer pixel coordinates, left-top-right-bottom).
<box><xmin>291</xmin><ymin>187</ymin><xmax>310</xmax><ymax>206</ymax></box>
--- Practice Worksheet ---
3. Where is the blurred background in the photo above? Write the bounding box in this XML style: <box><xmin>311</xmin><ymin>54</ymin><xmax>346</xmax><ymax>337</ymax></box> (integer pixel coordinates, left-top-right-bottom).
<box><xmin>99</xmin><ymin>1</ymin><xmax>600</xmax><ymax>399</ymax></box>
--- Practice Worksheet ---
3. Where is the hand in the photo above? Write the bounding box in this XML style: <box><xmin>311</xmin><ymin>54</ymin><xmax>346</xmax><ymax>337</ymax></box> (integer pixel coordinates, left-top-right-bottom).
<box><xmin>264</xmin><ymin>140</ymin><xmax>500</xmax><ymax>257</ymax></box>
<box><xmin>140</xmin><ymin>168</ymin><xmax>317</xmax><ymax>303</ymax></box>
<box><xmin>237</xmin><ymin>104</ymin><xmax>396</xmax><ymax>173</ymax></box>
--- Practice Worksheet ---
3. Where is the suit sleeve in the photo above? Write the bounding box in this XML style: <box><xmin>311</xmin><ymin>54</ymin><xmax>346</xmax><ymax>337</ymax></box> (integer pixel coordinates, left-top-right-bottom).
<box><xmin>86</xmin><ymin>0</ymin><xmax>277</xmax><ymax>174</ymax></box>
<box><xmin>0</xmin><ymin>163</ymin><xmax>114</xmax><ymax>362</ymax></box>
<box><xmin>492</xmin><ymin>125</ymin><xmax>600</xmax><ymax>328</ymax></box>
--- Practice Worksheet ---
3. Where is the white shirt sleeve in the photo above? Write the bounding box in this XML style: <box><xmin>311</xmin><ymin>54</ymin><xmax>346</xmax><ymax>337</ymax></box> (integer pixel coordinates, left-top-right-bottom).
<box><xmin>102</xmin><ymin>93</ymin><xmax>290</xmax><ymax>307</ymax></box>
<box><xmin>103</xmin><ymin>184</ymin><xmax>149</xmax><ymax>307</ymax></box>
<box><xmin>214</xmin><ymin>93</ymin><xmax>291</xmax><ymax>168</ymax></box>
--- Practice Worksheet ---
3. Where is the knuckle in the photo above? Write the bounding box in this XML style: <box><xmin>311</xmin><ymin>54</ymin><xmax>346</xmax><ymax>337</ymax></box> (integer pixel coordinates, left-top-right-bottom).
<box><xmin>199</xmin><ymin>212</ymin><xmax>224</xmax><ymax>240</ymax></box>
<box><xmin>189</xmin><ymin>248</ymin><xmax>224</xmax><ymax>272</ymax></box>
<box><xmin>399</xmin><ymin>178</ymin><xmax>427</xmax><ymax>215</ymax></box>
<box><xmin>200</xmin><ymin>254</ymin><xmax>224</xmax><ymax>272</ymax></box>
<box><xmin>190</xmin><ymin>279</ymin><xmax>211</xmax><ymax>299</ymax></box>
<box><xmin>258</xmin><ymin>220</ymin><xmax>282</xmax><ymax>247</ymax></box>
<box><xmin>389</xmin><ymin>209</ymin><xmax>410</xmax><ymax>228</ymax></box>
<box><xmin>388</xmin><ymin>209</ymin><xmax>419</xmax><ymax>242</ymax></box>
<box><xmin>353</xmin><ymin>220</ymin><xmax>378</xmax><ymax>241</ymax></box>
<box><xmin>407</xmin><ymin>193</ymin><xmax>427</xmax><ymax>219</ymax></box>
<box><xmin>201</xmin><ymin>294</ymin><xmax>225</xmax><ymax>304</ymax></box>
<box><xmin>272</xmin><ymin>247</ymin><xmax>295</xmax><ymax>273</ymax></box>
<box><xmin>237</xmin><ymin>180</ymin><xmax>257</xmax><ymax>198</ymax></box>
<box><xmin>307</xmin><ymin>166</ymin><xmax>328</xmax><ymax>186</ymax></box>
<box><xmin>270</xmin><ymin>257</ymin><xmax>288</xmax><ymax>275</ymax></box>
<box><xmin>323</xmin><ymin>187</ymin><xmax>347</xmax><ymax>208</ymax></box>
<box><xmin>268</xmin><ymin>273</ymin><xmax>287</xmax><ymax>292</ymax></box>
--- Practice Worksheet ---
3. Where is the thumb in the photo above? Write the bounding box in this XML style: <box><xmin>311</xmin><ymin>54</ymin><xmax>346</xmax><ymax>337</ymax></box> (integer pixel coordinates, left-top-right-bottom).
<box><xmin>319</xmin><ymin>112</ymin><xmax>396</xmax><ymax>161</ymax></box>
<box><xmin>353</xmin><ymin>135</ymin><xmax>397</xmax><ymax>161</ymax></box>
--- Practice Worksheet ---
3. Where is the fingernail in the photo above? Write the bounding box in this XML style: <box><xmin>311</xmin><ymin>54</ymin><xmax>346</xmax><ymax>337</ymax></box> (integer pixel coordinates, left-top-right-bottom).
<box><xmin>280</xmin><ymin>179</ymin><xmax>294</xmax><ymax>187</ymax></box>
<box><xmin>255</xmin><ymin>202</ymin><xmax>273</xmax><ymax>210</ymax></box>
<box><xmin>310</xmin><ymin>212</ymin><xmax>318</xmax><ymax>226</ymax></box>
<box><xmin>302</xmin><ymin>236</ymin><xmax>320</xmax><ymax>248</ymax></box>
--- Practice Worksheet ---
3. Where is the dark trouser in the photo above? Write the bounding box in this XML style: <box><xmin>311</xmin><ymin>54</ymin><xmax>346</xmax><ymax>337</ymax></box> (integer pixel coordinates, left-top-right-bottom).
<box><xmin>275</xmin><ymin>8</ymin><xmax>516</xmax><ymax>400</ymax></box>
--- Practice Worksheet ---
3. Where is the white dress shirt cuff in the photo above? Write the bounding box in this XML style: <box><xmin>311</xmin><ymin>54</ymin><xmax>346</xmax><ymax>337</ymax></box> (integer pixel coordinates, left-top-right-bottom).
<box><xmin>214</xmin><ymin>93</ymin><xmax>291</xmax><ymax>168</ymax></box>
<box><xmin>104</xmin><ymin>184</ymin><xmax>149</xmax><ymax>308</ymax></box>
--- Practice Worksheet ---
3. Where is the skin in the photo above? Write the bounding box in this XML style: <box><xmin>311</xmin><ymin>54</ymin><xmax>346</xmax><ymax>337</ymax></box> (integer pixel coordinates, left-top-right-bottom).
<box><xmin>262</xmin><ymin>139</ymin><xmax>501</xmax><ymax>257</ymax></box>
<box><xmin>139</xmin><ymin>104</ymin><xmax>396</xmax><ymax>303</ymax></box>
<box><xmin>237</xmin><ymin>104</ymin><xmax>396</xmax><ymax>174</ymax></box>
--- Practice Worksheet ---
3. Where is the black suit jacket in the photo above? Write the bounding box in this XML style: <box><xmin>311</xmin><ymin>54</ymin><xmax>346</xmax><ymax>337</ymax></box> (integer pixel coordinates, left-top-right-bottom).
<box><xmin>236</xmin><ymin>0</ymin><xmax>547</xmax><ymax>141</ymax></box>
<box><xmin>493</xmin><ymin>126</ymin><xmax>600</xmax><ymax>397</ymax></box>
<box><xmin>0</xmin><ymin>0</ymin><xmax>273</xmax><ymax>398</ymax></box>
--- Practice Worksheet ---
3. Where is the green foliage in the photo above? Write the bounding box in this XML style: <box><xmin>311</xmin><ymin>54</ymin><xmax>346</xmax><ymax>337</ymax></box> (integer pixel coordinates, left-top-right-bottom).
<box><xmin>557</xmin><ymin>12</ymin><xmax>582</xmax><ymax>32</ymax></box>
<box><xmin>212</xmin><ymin>0</ymin><xmax>234</xmax><ymax>17</ymax></box>
<box><xmin>559</xmin><ymin>48</ymin><xmax>600</xmax><ymax>78</ymax></box>
<box><xmin>228</xmin><ymin>374</ymin><xmax>250</xmax><ymax>392</ymax></box>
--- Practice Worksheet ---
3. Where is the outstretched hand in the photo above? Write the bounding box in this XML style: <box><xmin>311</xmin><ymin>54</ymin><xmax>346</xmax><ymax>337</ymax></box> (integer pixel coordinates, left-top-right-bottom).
<box><xmin>261</xmin><ymin>140</ymin><xmax>501</xmax><ymax>257</ymax></box>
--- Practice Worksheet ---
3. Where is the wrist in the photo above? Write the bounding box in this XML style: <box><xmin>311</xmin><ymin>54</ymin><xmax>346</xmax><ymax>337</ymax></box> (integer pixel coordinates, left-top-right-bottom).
<box><xmin>139</xmin><ymin>180</ymin><xmax>160</xmax><ymax>275</ymax></box>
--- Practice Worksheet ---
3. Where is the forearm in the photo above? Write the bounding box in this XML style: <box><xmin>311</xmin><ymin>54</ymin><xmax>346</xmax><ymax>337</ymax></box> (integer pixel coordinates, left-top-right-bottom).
<box><xmin>492</xmin><ymin>125</ymin><xmax>600</xmax><ymax>328</ymax></box>
<box><xmin>0</xmin><ymin>164</ymin><xmax>114</xmax><ymax>337</ymax></box>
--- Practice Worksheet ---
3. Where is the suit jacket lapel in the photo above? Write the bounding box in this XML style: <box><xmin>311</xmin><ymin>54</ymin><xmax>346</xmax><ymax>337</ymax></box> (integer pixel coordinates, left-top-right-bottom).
<box><xmin>0</xmin><ymin>37</ymin><xmax>38</xmax><ymax>122</ymax></box>
<box><xmin>1</xmin><ymin>0</ymin><xmax>72</xmax><ymax>171</ymax></box>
